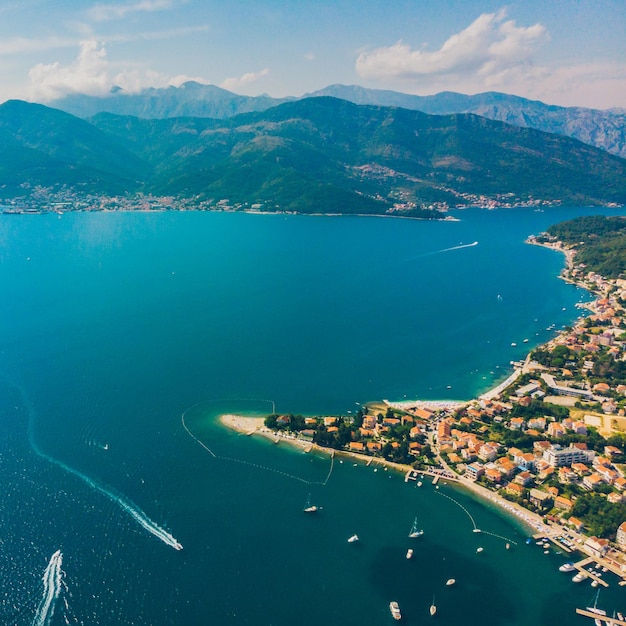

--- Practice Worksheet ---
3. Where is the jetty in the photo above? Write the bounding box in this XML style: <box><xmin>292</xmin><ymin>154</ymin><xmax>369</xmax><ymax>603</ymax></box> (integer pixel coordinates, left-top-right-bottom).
<box><xmin>572</xmin><ymin>557</ymin><xmax>609</xmax><ymax>588</ymax></box>
<box><xmin>575</xmin><ymin>608</ymin><xmax>626</xmax><ymax>624</ymax></box>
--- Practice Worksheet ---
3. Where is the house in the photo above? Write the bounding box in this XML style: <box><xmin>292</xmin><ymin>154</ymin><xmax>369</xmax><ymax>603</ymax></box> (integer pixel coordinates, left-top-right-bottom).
<box><xmin>529</xmin><ymin>488</ymin><xmax>553</xmax><ymax>510</ymax></box>
<box><xmin>554</xmin><ymin>495</ymin><xmax>573</xmax><ymax>511</ymax></box>
<box><xmin>478</xmin><ymin>442</ymin><xmax>499</xmax><ymax>462</ymax></box>
<box><xmin>484</xmin><ymin>467</ymin><xmax>503</xmax><ymax>483</ymax></box>
<box><xmin>605</xmin><ymin>445</ymin><xmax>623</xmax><ymax>457</ymax></box>
<box><xmin>582</xmin><ymin>473</ymin><xmax>605</xmax><ymax>490</ymax></box>
<box><xmin>547</xmin><ymin>422</ymin><xmax>565</xmax><ymax>438</ymax></box>
<box><xmin>514</xmin><ymin>471</ymin><xmax>533</xmax><ymax>487</ymax></box>
<box><xmin>584</xmin><ymin>537</ymin><xmax>610</xmax><ymax>558</ymax></box>
<box><xmin>367</xmin><ymin>441</ymin><xmax>382</xmax><ymax>453</ymax></box>
<box><xmin>465</xmin><ymin>463</ymin><xmax>484</xmax><ymax>481</ymax></box>
<box><xmin>617</xmin><ymin>522</ymin><xmax>626</xmax><ymax>549</ymax></box>
<box><xmin>349</xmin><ymin>442</ymin><xmax>365</xmax><ymax>452</ymax></box>
<box><xmin>323</xmin><ymin>416</ymin><xmax>337</xmax><ymax>426</ymax></box>
<box><xmin>509</xmin><ymin>417</ymin><xmax>525</xmax><ymax>430</ymax></box>
<box><xmin>614</xmin><ymin>477</ymin><xmax>626</xmax><ymax>492</ymax></box>
<box><xmin>505</xmin><ymin>483</ymin><xmax>525</xmax><ymax>498</ymax></box>
<box><xmin>568</xmin><ymin>517</ymin><xmax>585</xmax><ymax>532</ymax></box>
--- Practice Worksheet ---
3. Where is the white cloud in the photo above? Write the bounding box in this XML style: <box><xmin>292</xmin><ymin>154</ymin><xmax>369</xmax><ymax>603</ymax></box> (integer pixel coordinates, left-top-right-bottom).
<box><xmin>220</xmin><ymin>68</ymin><xmax>269</xmax><ymax>93</ymax></box>
<box><xmin>304</xmin><ymin>53</ymin><xmax>315</xmax><ymax>62</ymax></box>
<box><xmin>27</xmin><ymin>40</ymin><xmax>209</xmax><ymax>101</ymax></box>
<box><xmin>356</xmin><ymin>10</ymin><xmax>548</xmax><ymax>84</ymax></box>
<box><xmin>87</xmin><ymin>0</ymin><xmax>176</xmax><ymax>22</ymax></box>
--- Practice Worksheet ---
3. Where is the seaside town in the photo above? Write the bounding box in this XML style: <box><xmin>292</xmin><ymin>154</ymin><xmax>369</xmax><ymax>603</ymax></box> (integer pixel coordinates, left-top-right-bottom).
<box><xmin>1</xmin><ymin>188</ymin><xmax>574</xmax><ymax>216</ymax></box>
<box><xmin>256</xmin><ymin>230</ymin><xmax>626</xmax><ymax>608</ymax></box>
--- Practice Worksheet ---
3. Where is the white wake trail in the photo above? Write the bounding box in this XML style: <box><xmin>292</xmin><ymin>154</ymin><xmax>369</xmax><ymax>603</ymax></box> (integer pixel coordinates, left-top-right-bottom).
<box><xmin>24</xmin><ymin>393</ymin><xmax>182</xmax><ymax>550</ymax></box>
<box><xmin>32</xmin><ymin>550</ymin><xmax>63</xmax><ymax>626</ymax></box>
<box><xmin>439</xmin><ymin>241</ymin><xmax>478</xmax><ymax>253</ymax></box>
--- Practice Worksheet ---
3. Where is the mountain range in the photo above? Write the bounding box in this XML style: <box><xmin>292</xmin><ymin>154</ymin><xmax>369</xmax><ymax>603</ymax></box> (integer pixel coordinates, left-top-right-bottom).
<box><xmin>49</xmin><ymin>82</ymin><xmax>626</xmax><ymax>159</ymax></box>
<box><xmin>1</xmin><ymin>97</ymin><xmax>625</xmax><ymax>215</ymax></box>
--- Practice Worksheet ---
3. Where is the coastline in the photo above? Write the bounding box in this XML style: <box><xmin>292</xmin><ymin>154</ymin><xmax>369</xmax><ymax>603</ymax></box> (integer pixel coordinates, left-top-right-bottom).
<box><xmin>218</xmin><ymin>235</ymin><xmax>600</xmax><ymax>542</ymax></box>
<box><xmin>219</xmin><ymin>413</ymin><xmax>549</xmax><ymax>537</ymax></box>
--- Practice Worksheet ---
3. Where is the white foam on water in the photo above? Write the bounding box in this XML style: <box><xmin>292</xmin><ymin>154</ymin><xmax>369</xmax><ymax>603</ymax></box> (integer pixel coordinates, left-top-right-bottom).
<box><xmin>21</xmin><ymin>387</ymin><xmax>182</xmax><ymax>551</ymax></box>
<box><xmin>32</xmin><ymin>550</ymin><xmax>63</xmax><ymax>626</ymax></box>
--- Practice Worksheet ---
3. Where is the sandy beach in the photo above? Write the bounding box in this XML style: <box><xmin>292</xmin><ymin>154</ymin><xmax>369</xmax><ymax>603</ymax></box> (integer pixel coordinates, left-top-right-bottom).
<box><xmin>218</xmin><ymin>413</ymin><xmax>549</xmax><ymax>536</ymax></box>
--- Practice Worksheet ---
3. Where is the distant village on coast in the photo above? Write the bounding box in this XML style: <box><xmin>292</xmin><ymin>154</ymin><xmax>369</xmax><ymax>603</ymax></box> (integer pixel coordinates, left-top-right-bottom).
<box><xmin>257</xmin><ymin>226</ymin><xmax>626</xmax><ymax>585</ymax></box>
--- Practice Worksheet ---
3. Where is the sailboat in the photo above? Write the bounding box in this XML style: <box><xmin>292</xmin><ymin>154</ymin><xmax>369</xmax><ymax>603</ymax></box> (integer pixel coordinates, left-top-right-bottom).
<box><xmin>585</xmin><ymin>589</ymin><xmax>606</xmax><ymax>626</ymax></box>
<box><xmin>408</xmin><ymin>517</ymin><xmax>424</xmax><ymax>538</ymax></box>
<box><xmin>429</xmin><ymin>595</ymin><xmax>437</xmax><ymax>616</ymax></box>
<box><xmin>303</xmin><ymin>494</ymin><xmax>318</xmax><ymax>513</ymax></box>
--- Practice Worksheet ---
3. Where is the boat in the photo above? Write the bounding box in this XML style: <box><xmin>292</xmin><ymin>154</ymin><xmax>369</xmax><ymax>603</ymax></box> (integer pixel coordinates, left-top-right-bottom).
<box><xmin>417</xmin><ymin>481</ymin><xmax>423</xmax><ymax>487</ymax></box>
<box><xmin>476</xmin><ymin>547</ymin><xmax>484</xmax><ymax>553</ymax></box>
<box><xmin>429</xmin><ymin>596</ymin><xmax>437</xmax><ymax>616</ymax></box>
<box><xmin>559</xmin><ymin>562</ymin><xmax>576</xmax><ymax>573</ymax></box>
<box><xmin>591</xmin><ymin>580</ymin><xmax>599</xmax><ymax>588</ymax></box>
<box><xmin>511</xmin><ymin>342</ymin><xmax>517</xmax><ymax>347</ymax></box>
<box><xmin>406</xmin><ymin>548</ymin><xmax>413</xmax><ymax>559</ymax></box>
<box><xmin>586</xmin><ymin>589</ymin><xmax>606</xmax><ymax>626</ymax></box>
<box><xmin>505</xmin><ymin>543</ymin><xmax>510</xmax><ymax>550</ymax></box>
<box><xmin>446</xmin><ymin>578</ymin><xmax>455</xmax><ymax>586</ymax></box>
<box><xmin>303</xmin><ymin>494</ymin><xmax>318</xmax><ymax>513</ymax></box>
<box><xmin>572</xmin><ymin>572</ymin><xmax>586</xmax><ymax>583</ymax></box>
<box><xmin>408</xmin><ymin>517</ymin><xmax>424</xmax><ymax>538</ymax></box>
<box><xmin>347</xmin><ymin>534</ymin><xmax>359</xmax><ymax>543</ymax></box>
<box><xmin>389</xmin><ymin>601</ymin><xmax>402</xmax><ymax>621</ymax></box>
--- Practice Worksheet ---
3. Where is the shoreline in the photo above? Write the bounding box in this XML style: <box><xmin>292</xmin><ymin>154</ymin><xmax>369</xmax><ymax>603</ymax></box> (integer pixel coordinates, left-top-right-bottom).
<box><xmin>219</xmin><ymin>413</ymin><xmax>548</xmax><ymax>537</ymax></box>
<box><xmin>218</xmin><ymin>235</ymin><xmax>604</xmax><ymax>545</ymax></box>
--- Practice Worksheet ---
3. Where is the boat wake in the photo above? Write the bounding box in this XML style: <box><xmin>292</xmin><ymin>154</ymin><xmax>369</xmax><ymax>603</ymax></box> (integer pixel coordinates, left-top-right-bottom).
<box><xmin>21</xmin><ymin>386</ymin><xmax>182</xmax><ymax>551</ymax></box>
<box><xmin>439</xmin><ymin>241</ymin><xmax>478</xmax><ymax>253</ymax></box>
<box><xmin>32</xmin><ymin>550</ymin><xmax>63</xmax><ymax>626</ymax></box>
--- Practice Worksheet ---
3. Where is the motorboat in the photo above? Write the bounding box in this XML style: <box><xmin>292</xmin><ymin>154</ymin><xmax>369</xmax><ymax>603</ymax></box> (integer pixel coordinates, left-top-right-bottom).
<box><xmin>389</xmin><ymin>601</ymin><xmax>401</xmax><ymax>621</ymax></box>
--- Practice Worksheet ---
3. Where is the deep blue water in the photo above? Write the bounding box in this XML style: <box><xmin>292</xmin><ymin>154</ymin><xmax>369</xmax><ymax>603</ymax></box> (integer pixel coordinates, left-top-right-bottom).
<box><xmin>0</xmin><ymin>206</ymin><xmax>624</xmax><ymax>625</ymax></box>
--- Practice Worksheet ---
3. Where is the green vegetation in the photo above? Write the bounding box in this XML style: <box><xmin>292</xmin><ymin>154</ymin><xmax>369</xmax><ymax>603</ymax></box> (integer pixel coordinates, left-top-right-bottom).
<box><xmin>571</xmin><ymin>493</ymin><xmax>626</xmax><ymax>539</ymax></box>
<box><xmin>2</xmin><ymin>98</ymin><xmax>626</xmax><ymax>212</ymax></box>
<box><xmin>547</xmin><ymin>215</ymin><xmax>626</xmax><ymax>279</ymax></box>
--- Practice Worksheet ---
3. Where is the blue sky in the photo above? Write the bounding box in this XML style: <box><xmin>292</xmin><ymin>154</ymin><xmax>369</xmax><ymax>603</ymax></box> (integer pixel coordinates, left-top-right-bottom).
<box><xmin>0</xmin><ymin>0</ymin><xmax>624</xmax><ymax>109</ymax></box>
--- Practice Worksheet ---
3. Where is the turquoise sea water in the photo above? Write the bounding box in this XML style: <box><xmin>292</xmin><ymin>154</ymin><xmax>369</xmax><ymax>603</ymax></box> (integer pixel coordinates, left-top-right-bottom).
<box><xmin>0</xmin><ymin>206</ymin><xmax>625</xmax><ymax>625</ymax></box>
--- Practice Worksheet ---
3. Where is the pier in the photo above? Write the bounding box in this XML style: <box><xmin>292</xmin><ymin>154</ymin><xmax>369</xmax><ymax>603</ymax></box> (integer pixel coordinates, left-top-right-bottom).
<box><xmin>575</xmin><ymin>608</ymin><xmax>626</xmax><ymax>624</ymax></box>
<box><xmin>572</xmin><ymin>557</ymin><xmax>609</xmax><ymax>588</ymax></box>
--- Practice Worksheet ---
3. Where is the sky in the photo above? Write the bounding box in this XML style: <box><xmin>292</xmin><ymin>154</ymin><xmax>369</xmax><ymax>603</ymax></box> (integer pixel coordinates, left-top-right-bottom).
<box><xmin>0</xmin><ymin>0</ymin><xmax>624</xmax><ymax>110</ymax></box>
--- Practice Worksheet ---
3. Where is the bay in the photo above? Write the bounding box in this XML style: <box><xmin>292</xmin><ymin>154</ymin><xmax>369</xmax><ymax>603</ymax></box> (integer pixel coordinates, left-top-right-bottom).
<box><xmin>0</xmin><ymin>206</ymin><xmax>624</xmax><ymax>625</ymax></box>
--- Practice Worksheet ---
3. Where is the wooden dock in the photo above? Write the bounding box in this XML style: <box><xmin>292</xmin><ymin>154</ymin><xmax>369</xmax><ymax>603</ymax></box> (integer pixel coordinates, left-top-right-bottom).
<box><xmin>575</xmin><ymin>608</ymin><xmax>626</xmax><ymax>624</ymax></box>
<box><xmin>573</xmin><ymin>557</ymin><xmax>609</xmax><ymax>588</ymax></box>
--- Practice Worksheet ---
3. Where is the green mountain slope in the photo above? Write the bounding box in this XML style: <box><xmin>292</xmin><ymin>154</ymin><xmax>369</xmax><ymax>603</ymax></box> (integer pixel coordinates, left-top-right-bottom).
<box><xmin>46</xmin><ymin>81</ymin><xmax>626</xmax><ymax>159</ymax></box>
<box><xmin>91</xmin><ymin>97</ymin><xmax>626</xmax><ymax>211</ymax></box>
<box><xmin>0</xmin><ymin>100</ymin><xmax>149</xmax><ymax>194</ymax></box>
<box><xmin>2</xmin><ymin>97</ymin><xmax>625</xmax><ymax>214</ymax></box>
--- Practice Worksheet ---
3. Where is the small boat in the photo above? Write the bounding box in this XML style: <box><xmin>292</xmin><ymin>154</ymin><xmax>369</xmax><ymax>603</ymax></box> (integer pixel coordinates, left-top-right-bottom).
<box><xmin>347</xmin><ymin>534</ymin><xmax>359</xmax><ymax>543</ymax></box>
<box><xmin>511</xmin><ymin>342</ymin><xmax>517</xmax><ymax>347</ymax></box>
<box><xmin>409</xmin><ymin>517</ymin><xmax>424</xmax><ymax>538</ymax></box>
<box><xmin>572</xmin><ymin>572</ymin><xmax>586</xmax><ymax>583</ymax></box>
<box><xmin>406</xmin><ymin>548</ymin><xmax>413</xmax><ymax>560</ymax></box>
<box><xmin>505</xmin><ymin>543</ymin><xmax>510</xmax><ymax>550</ymax></box>
<box><xmin>417</xmin><ymin>481</ymin><xmax>423</xmax><ymax>487</ymax></box>
<box><xmin>525</xmin><ymin>538</ymin><xmax>532</xmax><ymax>545</ymax></box>
<box><xmin>446</xmin><ymin>578</ymin><xmax>455</xmax><ymax>586</ymax></box>
<box><xmin>591</xmin><ymin>580</ymin><xmax>599</xmax><ymax>588</ymax></box>
<box><xmin>389</xmin><ymin>601</ymin><xmax>402</xmax><ymax>621</ymax></box>
<box><xmin>476</xmin><ymin>547</ymin><xmax>484</xmax><ymax>553</ymax></box>
<box><xmin>303</xmin><ymin>494</ymin><xmax>318</xmax><ymax>513</ymax></box>
<box><xmin>559</xmin><ymin>562</ymin><xmax>576</xmax><ymax>573</ymax></box>
<box><xmin>430</xmin><ymin>596</ymin><xmax>437</xmax><ymax>616</ymax></box>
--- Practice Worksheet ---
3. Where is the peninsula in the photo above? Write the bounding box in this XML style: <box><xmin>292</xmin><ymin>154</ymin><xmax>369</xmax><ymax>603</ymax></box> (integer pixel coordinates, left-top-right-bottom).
<box><xmin>222</xmin><ymin>215</ymin><xmax>626</xmax><ymax>580</ymax></box>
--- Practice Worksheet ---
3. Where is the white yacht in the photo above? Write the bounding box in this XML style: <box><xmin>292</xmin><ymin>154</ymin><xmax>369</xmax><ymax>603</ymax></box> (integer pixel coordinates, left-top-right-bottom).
<box><xmin>389</xmin><ymin>601</ymin><xmax>401</xmax><ymax>621</ymax></box>
<box><xmin>347</xmin><ymin>534</ymin><xmax>359</xmax><ymax>543</ymax></box>
<box><xmin>406</xmin><ymin>548</ymin><xmax>413</xmax><ymax>559</ymax></box>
